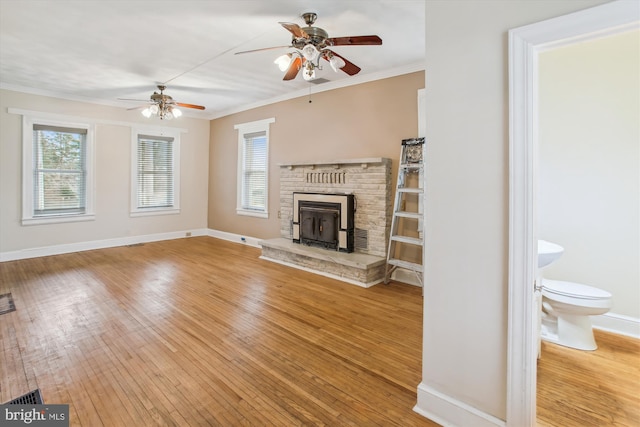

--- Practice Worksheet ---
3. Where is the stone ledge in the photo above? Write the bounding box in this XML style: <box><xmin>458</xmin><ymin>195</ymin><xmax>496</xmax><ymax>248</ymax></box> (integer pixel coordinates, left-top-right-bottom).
<box><xmin>279</xmin><ymin>158</ymin><xmax>391</xmax><ymax>168</ymax></box>
<box><xmin>259</xmin><ymin>238</ymin><xmax>386</xmax><ymax>288</ymax></box>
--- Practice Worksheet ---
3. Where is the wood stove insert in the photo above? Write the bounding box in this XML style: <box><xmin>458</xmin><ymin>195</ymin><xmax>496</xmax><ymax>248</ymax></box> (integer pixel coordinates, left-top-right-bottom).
<box><xmin>292</xmin><ymin>192</ymin><xmax>354</xmax><ymax>252</ymax></box>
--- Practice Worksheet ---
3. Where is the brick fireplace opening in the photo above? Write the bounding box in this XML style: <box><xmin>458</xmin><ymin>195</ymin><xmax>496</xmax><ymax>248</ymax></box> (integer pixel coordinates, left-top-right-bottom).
<box><xmin>259</xmin><ymin>158</ymin><xmax>392</xmax><ymax>287</ymax></box>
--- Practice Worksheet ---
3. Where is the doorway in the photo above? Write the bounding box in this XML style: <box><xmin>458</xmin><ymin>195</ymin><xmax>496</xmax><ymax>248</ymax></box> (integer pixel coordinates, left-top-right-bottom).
<box><xmin>507</xmin><ymin>2</ymin><xmax>639</xmax><ymax>426</ymax></box>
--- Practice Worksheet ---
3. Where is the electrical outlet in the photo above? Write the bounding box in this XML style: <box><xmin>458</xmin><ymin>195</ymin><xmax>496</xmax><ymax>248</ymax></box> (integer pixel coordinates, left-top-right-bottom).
<box><xmin>278</xmin><ymin>211</ymin><xmax>281</xmax><ymax>219</ymax></box>
<box><xmin>186</xmin><ymin>232</ymin><xmax>192</xmax><ymax>237</ymax></box>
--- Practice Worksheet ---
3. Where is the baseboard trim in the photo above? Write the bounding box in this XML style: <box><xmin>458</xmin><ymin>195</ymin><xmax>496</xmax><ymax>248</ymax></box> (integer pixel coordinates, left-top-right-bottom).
<box><xmin>206</xmin><ymin>229</ymin><xmax>262</xmax><ymax>248</ymax></box>
<box><xmin>414</xmin><ymin>383</ymin><xmax>505</xmax><ymax>427</ymax></box>
<box><xmin>0</xmin><ymin>229</ymin><xmax>210</xmax><ymax>262</ymax></box>
<box><xmin>592</xmin><ymin>312</ymin><xmax>640</xmax><ymax>339</ymax></box>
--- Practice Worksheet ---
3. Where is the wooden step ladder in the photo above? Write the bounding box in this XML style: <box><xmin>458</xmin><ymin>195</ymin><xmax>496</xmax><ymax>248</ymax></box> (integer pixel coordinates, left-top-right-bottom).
<box><xmin>384</xmin><ymin>137</ymin><xmax>425</xmax><ymax>288</ymax></box>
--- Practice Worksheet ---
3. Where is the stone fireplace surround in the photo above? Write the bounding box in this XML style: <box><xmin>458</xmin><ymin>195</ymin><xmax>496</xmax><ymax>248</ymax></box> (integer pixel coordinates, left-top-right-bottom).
<box><xmin>259</xmin><ymin>158</ymin><xmax>392</xmax><ymax>287</ymax></box>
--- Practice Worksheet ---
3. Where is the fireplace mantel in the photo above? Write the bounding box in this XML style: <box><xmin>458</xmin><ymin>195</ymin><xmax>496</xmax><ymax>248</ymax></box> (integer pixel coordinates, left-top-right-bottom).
<box><xmin>279</xmin><ymin>158</ymin><xmax>389</xmax><ymax>170</ymax></box>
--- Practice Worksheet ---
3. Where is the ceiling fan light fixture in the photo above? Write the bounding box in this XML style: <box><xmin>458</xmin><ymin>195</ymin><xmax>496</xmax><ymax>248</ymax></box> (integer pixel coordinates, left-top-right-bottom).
<box><xmin>132</xmin><ymin>85</ymin><xmax>204</xmax><ymax>119</ymax></box>
<box><xmin>329</xmin><ymin>55</ymin><xmax>346</xmax><ymax>72</ymax></box>
<box><xmin>303</xmin><ymin>63</ymin><xmax>316</xmax><ymax>81</ymax></box>
<box><xmin>141</xmin><ymin>103</ymin><xmax>182</xmax><ymax>120</ymax></box>
<box><xmin>274</xmin><ymin>54</ymin><xmax>292</xmax><ymax>72</ymax></box>
<box><xmin>234</xmin><ymin>12</ymin><xmax>381</xmax><ymax>81</ymax></box>
<box><xmin>302</xmin><ymin>44</ymin><xmax>319</xmax><ymax>62</ymax></box>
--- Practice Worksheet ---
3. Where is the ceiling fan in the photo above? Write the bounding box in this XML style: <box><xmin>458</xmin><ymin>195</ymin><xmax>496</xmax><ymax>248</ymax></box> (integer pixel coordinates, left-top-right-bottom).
<box><xmin>235</xmin><ymin>12</ymin><xmax>382</xmax><ymax>81</ymax></box>
<box><xmin>120</xmin><ymin>85</ymin><xmax>205</xmax><ymax>120</ymax></box>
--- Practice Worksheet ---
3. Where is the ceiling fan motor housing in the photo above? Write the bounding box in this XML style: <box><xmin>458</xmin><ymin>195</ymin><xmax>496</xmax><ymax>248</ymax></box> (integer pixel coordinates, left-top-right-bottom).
<box><xmin>293</xmin><ymin>26</ymin><xmax>329</xmax><ymax>49</ymax></box>
<box><xmin>151</xmin><ymin>93</ymin><xmax>173</xmax><ymax>104</ymax></box>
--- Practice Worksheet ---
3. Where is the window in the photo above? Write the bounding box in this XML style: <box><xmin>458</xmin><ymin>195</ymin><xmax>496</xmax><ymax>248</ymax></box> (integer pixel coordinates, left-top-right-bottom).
<box><xmin>235</xmin><ymin>118</ymin><xmax>274</xmax><ymax>218</ymax></box>
<box><xmin>131</xmin><ymin>129</ymin><xmax>180</xmax><ymax>216</ymax></box>
<box><xmin>22</xmin><ymin>117</ymin><xmax>95</xmax><ymax>225</ymax></box>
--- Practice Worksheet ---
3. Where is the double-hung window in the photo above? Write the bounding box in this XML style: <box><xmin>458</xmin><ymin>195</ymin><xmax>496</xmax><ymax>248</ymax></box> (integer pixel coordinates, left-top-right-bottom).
<box><xmin>22</xmin><ymin>117</ymin><xmax>95</xmax><ymax>225</ymax></box>
<box><xmin>131</xmin><ymin>129</ymin><xmax>180</xmax><ymax>216</ymax></box>
<box><xmin>235</xmin><ymin>118</ymin><xmax>274</xmax><ymax>218</ymax></box>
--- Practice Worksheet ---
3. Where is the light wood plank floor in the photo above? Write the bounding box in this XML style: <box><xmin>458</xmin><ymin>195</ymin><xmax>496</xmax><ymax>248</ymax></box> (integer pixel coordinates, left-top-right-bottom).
<box><xmin>1</xmin><ymin>237</ymin><xmax>638</xmax><ymax>426</ymax></box>
<box><xmin>537</xmin><ymin>329</ymin><xmax>640</xmax><ymax>427</ymax></box>
<box><xmin>1</xmin><ymin>237</ymin><xmax>436</xmax><ymax>426</ymax></box>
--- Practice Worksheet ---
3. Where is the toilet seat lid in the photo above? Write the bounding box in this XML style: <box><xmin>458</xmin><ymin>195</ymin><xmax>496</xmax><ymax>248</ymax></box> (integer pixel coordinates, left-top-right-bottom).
<box><xmin>542</xmin><ymin>279</ymin><xmax>611</xmax><ymax>300</ymax></box>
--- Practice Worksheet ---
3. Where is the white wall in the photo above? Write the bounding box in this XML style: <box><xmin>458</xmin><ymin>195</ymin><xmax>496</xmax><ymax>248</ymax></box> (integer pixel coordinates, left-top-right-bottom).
<box><xmin>0</xmin><ymin>90</ymin><xmax>210</xmax><ymax>259</ymax></box>
<box><xmin>539</xmin><ymin>30</ymin><xmax>640</xmax><ymax>320</ymax></box>
<box><xmin>418</xmin><ymin>0</ymin><xmax>610</xmax><ymax>425</ymax></box>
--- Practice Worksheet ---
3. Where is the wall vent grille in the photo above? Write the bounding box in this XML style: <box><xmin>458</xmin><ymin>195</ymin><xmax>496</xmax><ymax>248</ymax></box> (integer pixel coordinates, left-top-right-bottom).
<box><xmin>355</xmin><ymin>228</ymin><xmax>368</xmax><ymax>251</ymax></box>
<box><xmin>305</xmin><ymin>172</ymin><xmax>346</xmax><ymax>184</ymax></box>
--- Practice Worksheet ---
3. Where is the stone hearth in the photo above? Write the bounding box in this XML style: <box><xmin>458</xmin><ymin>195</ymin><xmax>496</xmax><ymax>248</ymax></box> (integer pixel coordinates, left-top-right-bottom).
<box><xmin>259</xmin><ymin>157</ymin><xmax>392</xmax><ymax>287</ymax></box>
<box><xmin>259</xmin><ymin>238</ymin><xmax>386</xmax><ymax>287</ymax></box>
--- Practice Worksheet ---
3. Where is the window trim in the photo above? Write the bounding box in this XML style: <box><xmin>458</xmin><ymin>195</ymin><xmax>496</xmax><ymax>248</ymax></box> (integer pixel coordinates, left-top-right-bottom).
<box><xmin>21</xmin><ymin>115</ymin><xmax>96</xmax><ymax>226</ymax></box>
<box><xmin>130</xmin><ymin>127</ymin><xmax>181</xmax><ymax>217</ymax></box>
<box><xmin>234</xmin><ymin>117</ymin><xmax>274</xmax><ymax>219</ymax></box>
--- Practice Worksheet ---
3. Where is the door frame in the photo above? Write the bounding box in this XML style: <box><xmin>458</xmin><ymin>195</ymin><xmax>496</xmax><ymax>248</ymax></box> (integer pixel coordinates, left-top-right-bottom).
<box><xmin>507</xmin><ymin>2</ymin><xmax>639</xmax><ymax>425</ymax></box>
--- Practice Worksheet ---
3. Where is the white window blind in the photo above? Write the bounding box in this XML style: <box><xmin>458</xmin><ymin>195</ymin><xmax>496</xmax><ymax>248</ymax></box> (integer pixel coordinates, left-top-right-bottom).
<box><xmin>137</xmin><ymin>134</ymin><xmax>175</xmax><ymax>209</ymax></box>
<box><xmin>235</xmin><ymin>117</ymin><xmax>273</xmax><ymax>218</ymax></box>
<box><xmin>32</xmin><ymin>124</ymin><xmax>87</xmax><ymax>216</ymax></box>
<box><xmin>241</xmin><ymin>131</ymin><xmax>267</xmax><ymax>212</ymax></box>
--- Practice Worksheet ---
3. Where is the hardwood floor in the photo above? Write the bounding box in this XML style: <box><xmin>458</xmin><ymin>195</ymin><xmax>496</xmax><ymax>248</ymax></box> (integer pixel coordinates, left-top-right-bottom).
<box><xmin>1</xmin><ymin>236</ymin><xmax>638</xmax><ymax>426</ymax></box>
<box><xmin>0</xmin><ymin>237</ymin><xmax>436</xmax><ymax>426</ymax></box>
<box><xmin>537</xmin><ymin>329</ymin><xmax>640</xmax><ymax>427</ymax></box>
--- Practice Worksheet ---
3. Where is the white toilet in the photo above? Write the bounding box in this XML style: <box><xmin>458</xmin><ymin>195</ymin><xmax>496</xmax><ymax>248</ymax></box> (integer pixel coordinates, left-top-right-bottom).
<box><xmin>540</xmin><ymin>278</ymin><xmax>612</xmax><ymax>351</ymax></box>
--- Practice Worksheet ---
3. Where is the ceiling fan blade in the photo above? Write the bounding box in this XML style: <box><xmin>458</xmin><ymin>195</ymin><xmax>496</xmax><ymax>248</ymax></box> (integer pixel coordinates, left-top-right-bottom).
<box><xmin>326</xmin><ymin>35</ymin><xmax>383</xmax><ymax>46</ymax></box>
<box><xmin>279</xmin><ymin>22</ymin><xmax>308</xmax><ymax>39</ymax></box>
<box><xmin>235</xmin><ymin>45</ymin><xmax>291</xmax><ymax>55</ymax></box>
<box><xmin>118</xmin><ymin>98</ymin><xmax>151</xmax><ymax>102</ymax></box>
<box><xmin>126</xmin><ymin>105</ymin><xmax>147</xmax><ymax>111</ymax></box>
<box><xmin>283</xmin><ymin>56</ymin><xmax>303</xmax><ymax>81</ymax></box>
<box><xmin>176</xmin><ymin>102</ymin><xmax>205</xmax><ymax>110</ymax></box>
<box><xmin>322</xmin><ymin>50</ymin><xmax>361</xmax><ymax>76</ymax></box>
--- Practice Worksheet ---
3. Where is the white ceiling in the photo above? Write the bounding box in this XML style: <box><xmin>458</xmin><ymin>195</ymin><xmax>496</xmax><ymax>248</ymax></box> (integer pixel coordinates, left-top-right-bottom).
<box><xmin>0</xmin><ymin>0</ymin><xmax>425</xmax><ymax>119</ymax></box>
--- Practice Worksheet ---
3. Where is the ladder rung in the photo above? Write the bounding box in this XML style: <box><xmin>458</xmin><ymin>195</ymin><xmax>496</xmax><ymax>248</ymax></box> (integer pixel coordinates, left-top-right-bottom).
<box><xmin>394</xmin><ymin>211</ymin><xmax>421</xmax><ymax>219</ymax></box>
<box><xmin>397</xmin><ymin>187</ymin><xmax>423</xmax><ymax>194</ymax></box>
<box><xmin>390</xmin><ymin>235</ymin><xmax>423</xmax><ymax>246</ymax></box>
<box><xmin>388</xmin><ymin>259</ymin><xmax>423</xmax><ymax>272</ymax></box>
<box><xmin>400</xmin><ymin>163</ymin><xmax>424</xmax><ymax>169</ymax></box>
